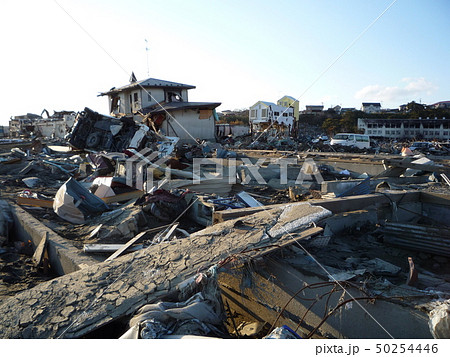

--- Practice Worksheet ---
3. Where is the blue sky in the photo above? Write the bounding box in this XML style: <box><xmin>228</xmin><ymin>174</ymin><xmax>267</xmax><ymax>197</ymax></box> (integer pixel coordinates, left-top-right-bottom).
<box><xmin>1</xmin><ymin>0</ymin><xmax>449</xmax><ymax>125</ymax></box>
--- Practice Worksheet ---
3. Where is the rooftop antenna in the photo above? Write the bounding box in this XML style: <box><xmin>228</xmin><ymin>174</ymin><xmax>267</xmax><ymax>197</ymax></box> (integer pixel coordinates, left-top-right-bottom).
<box><xmin>145</xmin><ymin>38</ymin><xmax>149</xmax><ymax>77</ymax></box>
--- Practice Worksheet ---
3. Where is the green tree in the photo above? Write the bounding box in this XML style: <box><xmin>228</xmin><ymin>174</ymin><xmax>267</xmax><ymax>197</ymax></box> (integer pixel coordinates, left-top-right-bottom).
<box><xmin>322</xmin><ymin>117</ymin><xmax>340</xmax><ymax>135</ymax></box>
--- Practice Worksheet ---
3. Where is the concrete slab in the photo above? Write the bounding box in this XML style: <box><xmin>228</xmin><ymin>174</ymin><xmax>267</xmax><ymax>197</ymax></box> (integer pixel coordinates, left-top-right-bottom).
<box><xmin>10</xmin><ymin>204</ymin><xmax>99</xmax><ymax>275</ymax></box>
<box><xmin>0</xmin><ymin>202</ymin><xmax>330</xmax><ymax>339</ymax></box>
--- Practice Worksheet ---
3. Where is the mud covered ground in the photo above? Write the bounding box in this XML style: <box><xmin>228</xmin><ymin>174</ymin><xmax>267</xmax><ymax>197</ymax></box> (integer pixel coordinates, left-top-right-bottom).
<box><xmin>0</xmin><ymin>246</ymin><xmax>57</xmax><ymax>304</ymax></box>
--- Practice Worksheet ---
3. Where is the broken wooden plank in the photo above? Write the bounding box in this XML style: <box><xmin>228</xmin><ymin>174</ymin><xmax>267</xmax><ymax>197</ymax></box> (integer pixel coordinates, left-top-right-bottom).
<box><xmin>16</xmin><ymin>196</ymin><xmax>54</xmax><ymax>208</ymax></box>
<box><xmin>100</xmin><ymin>190</ymin><xmax>144</xmax><ymax>204</ymax></box>
<box><xmin>83</xmin><ymin>244</ymin><xmax>144</xmax><ymax>254</ymax></box>
<box><xmin>32</xmin><ymin>232</ymin><xmax>48</xmax><ymax>267</ymax></box>
<box><xmin>157</xmin><ymin>222</ymin><xmax>179</xmax><ymax>243</ymax></box>
<box><xmin>0</xmin><ymin>157</ymin><xmax>21</xmax><ymax>165</ymax></box>
<box><xmin>18</xmin><ymin>190</ymin><xmax>145</xmax><ymax>207</ymax></box>
<box><xmin>105</xmin><ymin>231</ymin><xmax>149</xmax><ymax>261</ymax></box>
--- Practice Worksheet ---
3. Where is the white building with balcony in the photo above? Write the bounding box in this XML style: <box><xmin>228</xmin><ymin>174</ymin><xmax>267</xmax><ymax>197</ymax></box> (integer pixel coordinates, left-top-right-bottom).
<box><xmin>249</xmin><ymin>100</ymin><xmax>294</xmax><ymax>133</ymax></box>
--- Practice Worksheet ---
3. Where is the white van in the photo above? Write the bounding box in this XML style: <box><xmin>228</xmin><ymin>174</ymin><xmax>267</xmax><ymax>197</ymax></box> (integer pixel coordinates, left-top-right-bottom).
<box><xmin>330</xmin><ymin>133</ymin><xmax>370</xmax><ymax>149</ymax></box>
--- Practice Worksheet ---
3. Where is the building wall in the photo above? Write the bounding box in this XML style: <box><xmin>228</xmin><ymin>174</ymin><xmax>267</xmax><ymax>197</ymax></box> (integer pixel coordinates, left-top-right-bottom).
<box><xmin>277</xmin><ymin>96</ymin><xmax>299</xmax><ymax>121</ymax></box>
<box><xmin>110</xmin><ymin>88</ymin><xmax>187</xmax><ymax>116</ymax></box>
<box><xmin>139</xmin><ymin>88</ymin><xmax>165</xmax><ymax>109</ymax></box>
<box><xmin>34</xmin><ymin>115</ymin><xmax>75</xmax><ymax>139</ymax></box>
<box><xmin>362</xmin><ymin>105</ymin><xmax>381</xmax><ymax>114</ymax></box>
<box><xmin>249</xmin><ymin>102</ymin><xmax>269</xmax><ymax>122</ymax></box>
<box><xmin>216</xmin><ymin>124</ymin><xmax>249</xmax><ymax>137</ymax></box>
<box><xmin>0</xmin><ymin>126</ymin><xmax>9</xmax><ymax>137</ymax></box>
<box><xmin>358</xmin><ymin>118</ymin><xmax>450</xmax><ymax>140</ymax></box>
<box><xmin>163</xmin><ymin>109</ymin><xmax>215</xmax><ymax>143</ymax></box>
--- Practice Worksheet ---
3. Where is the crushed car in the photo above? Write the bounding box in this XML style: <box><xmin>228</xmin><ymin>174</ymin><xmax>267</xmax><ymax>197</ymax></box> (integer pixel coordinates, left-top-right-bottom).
<box><xmin>67</xmin><ymin>107</ymin><xmax>150</xmax><ymax>152</ymax></box>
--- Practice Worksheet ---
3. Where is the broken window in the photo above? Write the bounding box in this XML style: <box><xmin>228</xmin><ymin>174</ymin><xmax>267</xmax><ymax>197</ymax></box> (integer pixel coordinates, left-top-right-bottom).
<box><xmin>166</xmin><ymin>91</ymin><xmax>182</xmax><ymax>102</ymax></box>
<box><xmin>134</xmin><ymin>93</ymin><xmax>139</xmax><ymax>102</ymax></box>
<box><xmin>147</xmin><ymin>93</ymin><xmax>152</xmax><ymax>102</ymax></box>
<box><xmin>282</xmin><ymin>113</ymin><xmax>288</xmax><ymax>117</ymax></box>
<box><xmin>274</xmin><ymin>111</ymin><xmax>280</xmax><ymax>117</ymax></box>
<box><xmin>110</xmin><ymin>96</ymin><xmax>120</xmax><ymax>113</ymax></box>
<box><xmin>250</xmin><ymin>110</ymin><xmax>256</xmax><ymax>117</ymax></box>
<box><xmin>261</xmin><ymin>109</ymin><xmax>267</xmax><ymax>117</ymax></box>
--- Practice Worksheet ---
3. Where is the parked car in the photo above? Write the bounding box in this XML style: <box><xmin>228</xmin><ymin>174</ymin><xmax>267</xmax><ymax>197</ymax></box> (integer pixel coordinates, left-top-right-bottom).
<box><xmin>330</xmin><ymin>133</ymin><xmax>370</xmax><ymax>149</ymax></box>
<box><xmin>409</xmin><ymin>142</ymin><xmax>432</xmax><ymax>152</ymax></box>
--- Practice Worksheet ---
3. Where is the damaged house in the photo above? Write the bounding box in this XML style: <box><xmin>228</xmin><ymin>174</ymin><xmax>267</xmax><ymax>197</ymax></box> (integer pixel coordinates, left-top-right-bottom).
<box><xmin>249</xmin><ymin>99</ymin><xmax>295</xmax><ymax>135</ymax></box>
<box><xmin>9</xmin><ymin>111</ymin><xmax>76</xmax><ymax>139</ymax></box>
<box><xmin>99</xmin><ymin>76</ymin><xmax>221</xmax><ymax>143</ymax></box>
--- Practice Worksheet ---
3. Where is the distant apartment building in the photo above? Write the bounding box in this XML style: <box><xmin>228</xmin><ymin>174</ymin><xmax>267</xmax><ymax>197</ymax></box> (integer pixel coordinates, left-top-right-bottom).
<box><xmin>361</xmin><ymin>102</ymin><xmax>382</xmax><ymax>113</ymax></box>
<box><xmin>358</xmin><ymin>117</ymin><xmax>450</xmax><ymax>140</ymax></box>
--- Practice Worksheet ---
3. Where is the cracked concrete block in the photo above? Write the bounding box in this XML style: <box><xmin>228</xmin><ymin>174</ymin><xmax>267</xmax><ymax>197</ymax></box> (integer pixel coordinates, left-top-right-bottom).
<box><xmin>61</xmin><ymin>306</ymin><xmax>75</xmax><ymax>317</ymax></box>
<box><xmin>268</xmin><ymin>202</ymin><xmax>331</xmax><ymax>238</ymax></box>
<box><xmin>65</xmin><ymin>294</ymin><xmax>78</xmax><ymax>305</ymax></box>
<box><xmin>50</xmin><ymin>315</ymin><xmax>68</xmax><ymax>324</ymax></box>
<box><xmin>115</xmin><ymin>297</ymin><xmax>126</xmax><ymax>307</ymax></box>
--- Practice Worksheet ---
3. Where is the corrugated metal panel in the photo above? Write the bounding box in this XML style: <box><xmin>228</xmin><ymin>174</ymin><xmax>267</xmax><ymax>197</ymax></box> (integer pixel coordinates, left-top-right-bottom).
<box><xmin>382</xmin><ymin>222</ymin><xmax>450</xmax><ymax>257</ymax></box>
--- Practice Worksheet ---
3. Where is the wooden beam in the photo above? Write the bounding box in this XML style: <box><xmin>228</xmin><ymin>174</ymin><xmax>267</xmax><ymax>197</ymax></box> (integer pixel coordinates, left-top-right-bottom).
<box><xmin>213</xmin><ymin>191</ymin><xmax>421</xmax><ymax>223</ymax></box>
<box><xmin>100</xmin><ymin>190</ymin><xmax>144</xmax><ymax>204</ymax></box>
<box><xmin>0</xmin><ymin>157</ymin><xmax>21</xmax><ymax>165</ymax></box>
<box><xmin>17</xmin><ymin>190</ymin><xmax>144</xmax><ymax>208</ymax></box>
<box><xmin>83</xmin><ymin>244</ymin><xmax>144</xmax><ymax>254</ymax></box>
<box><xmin>105</xmin><ymin>231</ymin><xmax>148</xmax><ymax>262</ymax></box>
<box><xmin>17</xmin><ymin>196</ymin><xmax>54</xmax><ymax>208</ymax></box>
<box><xmin>32</xmin><ymin>232</ymin><xmax>48</xmax><ymax>267</ymax></box>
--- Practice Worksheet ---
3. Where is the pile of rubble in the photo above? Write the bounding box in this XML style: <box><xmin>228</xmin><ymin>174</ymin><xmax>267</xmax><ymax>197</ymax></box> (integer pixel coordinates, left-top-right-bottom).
<box><xmin>0</xmin><ymin>107</ymin><xmax>450</xmax><ymax>339</ymax></box>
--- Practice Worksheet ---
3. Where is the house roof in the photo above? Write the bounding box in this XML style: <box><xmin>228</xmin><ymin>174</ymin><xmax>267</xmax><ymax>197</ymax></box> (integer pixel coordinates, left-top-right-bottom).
<box><xmin>362</xmin><ymin>102</ymin><xmax>381</xmax><ymax>107</ymax></box>
<box><xmin>250</xmin><ymin>101</ymin><xmax>277</xmax><ymax>108</ymax></box>
<box><xmin>99</xmin><ymin>78</ymin><xmax>196</xmax><ymax>96</ymax></box>
<box><xmin>141</xmin><ymin>101</ymin><xmax>221</xmax><ymax>114</ymax></box>
<box><xmin>430</xmin><ymin>101</ymin><xmax>450</xmax><ymax>106</ymax></box>
<box><xmin>279</xmin><ymin>95</ymin><xmax>296</xmax><ymax>102</ymax></box>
